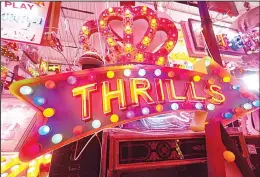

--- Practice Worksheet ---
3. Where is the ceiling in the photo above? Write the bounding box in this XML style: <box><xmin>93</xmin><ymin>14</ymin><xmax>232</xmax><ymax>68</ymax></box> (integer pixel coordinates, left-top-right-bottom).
<box><xmin>38</xmin><ymin>1</ymin><xmax>259</xmax><ymax>66</ymax></box>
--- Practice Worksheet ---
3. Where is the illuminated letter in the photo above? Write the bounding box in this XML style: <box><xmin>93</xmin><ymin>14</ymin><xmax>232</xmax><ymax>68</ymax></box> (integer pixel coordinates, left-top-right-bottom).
<box><xmin>102</xmin><ymin>79</ymin><xmax>126</xmax><ymax>114</ymax></box>
<box><xmin>72</xmin><ymin>83</ymin><xmax>97</xmax><ymax>121</ymax></box>
<box><xmin>165</xmin><ymin>79</ymin><xmax>186</xmax><ymax>101</ymax></box>
<box><xmin>154</xmin><ymin>79</ymin><xmax>165</xmax><ymax>103</ymax></box>
<box><xmin>206</xmin><ymin>84</ymin><xmax>226</xmax><ymax>104</ymax></box>
<box><xmin>188</xmin><ymin>82</ymin><xmax>206</xmax><ymax>101</ymax></box>
<box><xmin>130</xmin><ymin>78</ymin><xmax>154</xmax><ymax>106</ymax></box>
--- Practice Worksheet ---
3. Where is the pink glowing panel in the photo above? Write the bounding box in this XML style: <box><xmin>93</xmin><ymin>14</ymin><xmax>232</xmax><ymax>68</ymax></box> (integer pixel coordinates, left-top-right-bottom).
<box><xmin>1</xmin><ymin>97</ymin><xmax>36</xmax><ymax>152</ymax></box>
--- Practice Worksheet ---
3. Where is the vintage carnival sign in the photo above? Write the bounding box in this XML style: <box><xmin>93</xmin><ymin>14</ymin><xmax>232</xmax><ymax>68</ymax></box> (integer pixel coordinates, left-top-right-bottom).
<box><xmin>1</xmin><ymin>1</ymin><xmax>50</xmax><ymax>44</ymax></box>
<box><xmin>9</xmin><ymin>57</ymin><xmax>259</xmax><ymax>162</ymax></box>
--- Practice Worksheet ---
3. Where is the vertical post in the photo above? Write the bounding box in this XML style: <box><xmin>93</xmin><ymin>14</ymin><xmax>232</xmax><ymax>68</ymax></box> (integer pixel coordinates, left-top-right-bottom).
<box><xmin>205</xmin><ymin>121</ymin><xmax>227</xmax><ymax>177</ymax></box>
<box><xmin>197</xmin><ymin>2</ymin><xmax>223</xmax><ymax>67</ymax></box>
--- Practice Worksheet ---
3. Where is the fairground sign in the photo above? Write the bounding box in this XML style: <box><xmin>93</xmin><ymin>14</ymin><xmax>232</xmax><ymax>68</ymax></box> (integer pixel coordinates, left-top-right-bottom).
<box><xmin>10</xmin><ymin>57</ymin><xmax>259</xmax><ymax>162</ymax></box>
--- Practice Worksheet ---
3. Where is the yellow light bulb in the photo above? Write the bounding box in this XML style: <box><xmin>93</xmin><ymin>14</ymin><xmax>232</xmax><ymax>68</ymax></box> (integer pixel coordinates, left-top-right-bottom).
<box><xmin>11</xmin><ymin>165</ymin><xmax>20</xmax><ymax>172</ymax></box>
<box><xmin>125</xmin><ymin>9</ymin><xmax>130</xmax><ymax>15</ymax></box>
<box><xmin>107</xmin><ymin>37</ymin><xmax>113</xmax><ymax>43</ymax></box>
<box><xmin>151</xmin><ymin>19</ymin><xmax>156</xmax><ymax>24</ymax></box>
<box><xmin>142</xmin><ymin>6</ymin><xmax>147</xmax><ymax>11</ymax></box>
<box><xmin>124</xmin><ymin>44</ymin><xmax>133</xmax><ymax>53</ymax></box>
<box><xmin>99</xmin><ymin>20</ymin><xmax>105</xmax><ymax>27</ymax></box>
<box><xmin>110</xmin><ymin>114</ymin><xmax>119</xmax><ymax>123</ymax></box>
<box><xmin>156</xmin><ymin>104</ymin><xmax>163</xmax><ymax>112</ymax></box>
<box><xmin>142</xmin><ymin>36</ymin><xmax>150</xmax><ymax>46</ymax></box>
<box><xmin>223</xmin><ymin>76</ymin><xmax>231</xmax><ymax>83</ymax></box>
<box><xmin>107</xmin><ymin>71</ymin><xmax>115</xmax><ymax>79</ymax></box>
<box><xmin>125</xmin><ymin>25</ymin><xmax>132</xmax><ymax>34</ymax></box>
<box><xmin>81</xmin><ymin>26</ymin><xmax>87</xmax><ymax>31</ymax></box>
<box><xmin>43</xmin><ymin>108</ymin><xmax>55</xmax><ymax>118</ymax></box>
<box><xmin>193</xmin><ymin>75</ymin><xmax>201</xmax><ymax>82</ymax></box>
<box><xmin>168</xmin><ymin>41</ymin><xmax>174</xmax><ymax>47</ymax></box>
<box><xmin>156</xmin><ymin>57</ymin><xmax>165</xmax><ymax>66</ymax></box>
<box><xmin>108</xmin><ymin>7</ymin><xmax>113</xmax><ymax>13</ymax></box>
<box><xmin>135</xmin><ymin>53</ymin><xmax>144</xmax><ymax>62</ymax></box>
<box><xmin>29</xmin><ymin>160</ymin><xmax>36</xmax><ymax>167</ymax></box>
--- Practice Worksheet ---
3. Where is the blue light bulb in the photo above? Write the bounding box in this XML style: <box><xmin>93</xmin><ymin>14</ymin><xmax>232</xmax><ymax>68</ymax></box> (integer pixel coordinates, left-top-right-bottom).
<box><xmin>38</xmin><ymin>125</ymin><xmax>51</xmax><ymax>135</ymax></box>
<box><xmin>33</xmin><ymin>97</ymin><xmax>46</xmax><ymax>106</ymax></box>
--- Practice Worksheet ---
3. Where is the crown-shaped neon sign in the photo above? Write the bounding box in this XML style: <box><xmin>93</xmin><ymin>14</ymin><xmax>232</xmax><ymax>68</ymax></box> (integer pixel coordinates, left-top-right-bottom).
<box><xmin>79</xmin><ymin>6</ymin><xmax>178</xmax><ymax>66</ymax></box>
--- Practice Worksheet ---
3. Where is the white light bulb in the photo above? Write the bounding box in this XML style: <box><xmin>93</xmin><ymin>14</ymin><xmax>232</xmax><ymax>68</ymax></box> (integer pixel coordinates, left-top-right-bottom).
<box><xmin>154</xmin><ymin>69</ymin><xmax>162</xmax><ymax>76</ymax></box>
<box><xmin>142</xmin><ymin>107</ymin><xmax>150</xmax><ymax>115</ymax></box>
<box><xmin>138</xmin><ymin>69</ymin><xmax>146</xmax><ymax>77</ymax></box>
<box><xmin>92</xmin><ymin>120</ymin><xmax>101</xmax><ymax>129</ymax></box>
<box><xmin>124</xmin><ymin>69</ymin><xmax>131</xmax><ymax>77</ymax></box>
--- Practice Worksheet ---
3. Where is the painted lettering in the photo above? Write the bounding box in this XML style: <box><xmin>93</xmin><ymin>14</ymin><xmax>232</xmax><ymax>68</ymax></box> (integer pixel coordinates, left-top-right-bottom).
<box><xmin>5</xmin><ymin>2</ymin><xmax>12</xmax><ymax>7</ymax></box>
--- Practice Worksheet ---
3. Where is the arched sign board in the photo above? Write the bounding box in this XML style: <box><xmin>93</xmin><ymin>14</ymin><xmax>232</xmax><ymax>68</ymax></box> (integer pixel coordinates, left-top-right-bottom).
<box><xmin>9</xmin><ymin>58</ymin><xmax>259</xmax><ymax>162</ymax></box>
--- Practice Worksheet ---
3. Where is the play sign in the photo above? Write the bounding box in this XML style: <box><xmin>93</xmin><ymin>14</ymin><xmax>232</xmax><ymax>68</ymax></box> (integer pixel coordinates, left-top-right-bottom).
<box><xmin>9</xmin><ymin>57</ymin><xmax>259</xmax><ymax>162</ymax></box>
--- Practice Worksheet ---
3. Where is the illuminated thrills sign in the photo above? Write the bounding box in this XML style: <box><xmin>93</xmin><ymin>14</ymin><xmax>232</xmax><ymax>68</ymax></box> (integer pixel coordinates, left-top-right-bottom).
<box><xmin>1</xmin><ymin>1</ymin><xmax>50</xmax><ymax>44</ymax></box>
<box><xmin>9</xmin><ymin>57</ymin><xmax>259</xmax><ymax>162</ymax></box>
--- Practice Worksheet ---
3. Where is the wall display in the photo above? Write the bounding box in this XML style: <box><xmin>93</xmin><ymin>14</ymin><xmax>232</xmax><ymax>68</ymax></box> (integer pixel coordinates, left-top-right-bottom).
<box><xmin>245</xmin><ymin>136</ymin><xmax>260</xmax><ymax>177</ymax></box>
<box><xmin>19</xmin><ymin>53</ymin><xmax>43</xmax><ymax>77</ymax></box>
<box><xmin>240</xmin><ymin>28</ymin><xmax>259</xmax><ymax>54</ymax></box>
<box><xmin>168</xmin><ymin>28</ymin><xmax>201</xmax><ymax>71</ymax></box>
<box><xmin>39</xmin><ymin>58</ymin><xmax>49</xmax><ymax>74</ymax></box>
<box><xmin>1</xmin><ymin>1</ymin><xmax>50</xmax><ymax>44</ymax></box>
<box><xmin>181</xmin><ymin>19</ymin><xmax>247</xmax><ymax>58</ymax></box>
<box><xmin>100</xmin><ymin>129</ymin><xmax>246</xmax><ymax>177</ymax></box>
<box><xmin>1</xmin><ymin>98</ymin><xmax>37</xmax><ymax>152</ymax></box>
<box><xmin>1</xmin><ymin>45</ymin><xmax>20</xmax><ymax>61</ymax></box>
<box><xmin>47</xmin><ymin>63</ymin><xmax>61</xmax><ymax>72</ymax></box>
<box><xmin>9</xmin><ymin>55</ymin><xmax>259</xmax><ymax>162</ymax></box>
<box><xmin>19</xmin><ymin>59</ymin><xmax>40</xmax><ymax>77</ymax></box>
<box><xmin>1</xmin><ymin>65</ymin><xmax>9</xmax><ymax>81</ymax></box>
<box><xmin>1</xmin><ymin>152</ymin><xmax>52</xmax><ymax>177</ymax></box>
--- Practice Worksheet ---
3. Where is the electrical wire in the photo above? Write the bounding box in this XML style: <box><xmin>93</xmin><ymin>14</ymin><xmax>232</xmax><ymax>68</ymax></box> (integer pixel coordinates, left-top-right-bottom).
<box><xmin>50</xmin><ymin>46</ymin><xmax>75</xmax><ymax>71</ymax></box>
<box><xmin>61</xmin><ymin>8</ymin><xmax>78</xmax><ymax>49</ymax></box>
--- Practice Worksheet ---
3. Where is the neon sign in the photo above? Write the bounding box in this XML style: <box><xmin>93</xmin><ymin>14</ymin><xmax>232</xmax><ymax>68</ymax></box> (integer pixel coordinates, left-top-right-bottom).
<box><xmin>1</xmin><ymin>1</ymin><xmax>50</xmax><ymax>44</ymax></box>
<box><xmin>9</xmin><ymin>57</ymin><xmax>259</xmax><ymax>162</ymax></box>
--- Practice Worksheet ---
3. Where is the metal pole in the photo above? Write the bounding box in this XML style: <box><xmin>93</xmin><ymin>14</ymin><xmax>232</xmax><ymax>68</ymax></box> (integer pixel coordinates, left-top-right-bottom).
<box><xmin>197</xmin><ymin>2</ymin><xmax>223</xmax><ymax>66</ymax></box>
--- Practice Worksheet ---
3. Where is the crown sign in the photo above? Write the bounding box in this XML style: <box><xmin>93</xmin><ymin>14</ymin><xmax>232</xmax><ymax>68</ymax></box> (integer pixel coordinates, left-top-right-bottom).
<box><xmin>79</xmin><ymin>6</ymin><xmax>178</xmax><ymax>66</ymax></box>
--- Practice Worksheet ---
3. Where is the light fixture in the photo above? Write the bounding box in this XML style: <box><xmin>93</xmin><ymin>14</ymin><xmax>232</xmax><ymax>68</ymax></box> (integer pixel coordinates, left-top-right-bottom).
<box><xmin>171</xmin><ymin>103</ymin><xmax>179</xmax><ymax>110</ymax></box>
<box><xmin>20</xmin><ymin>86</ymin><xmax>33</xmax><ymax>95</ymax></box>
<box><xmin>52</xmin><ymin>134</ymin><xmax>63</xmax><ymax>144</ymax></box>
<box><xmin>92</xmin><ymin>120</ymin><xmax>101</xmax><ymax>129</ymax></box>
<box><xmin>124</xmin><ymin>69</ymin><xmax>131</xmax><ymax>77</ymax></box>
<box><xmin>154</xmin><ymin>69</ymin><xmax>162</xmax><ymax>76</ymax></box>
<box><xmin>138</xmin><ymin>69</ymin><xmax>146</xmax><ymax>76</ymax></box>
<box><xmin>38</xmin><ymin>125</ymin><xmax>51</xmax><ymax>135</ymax></box>
<box><xmin>142</xmin><ymin>107</ymin><xmax>150</xmax><ymax>115</ymax></box>
<box><xmin>242</xmin><ymin>74</ymin><xmax>259</xmax><ymax>92</ymax></box>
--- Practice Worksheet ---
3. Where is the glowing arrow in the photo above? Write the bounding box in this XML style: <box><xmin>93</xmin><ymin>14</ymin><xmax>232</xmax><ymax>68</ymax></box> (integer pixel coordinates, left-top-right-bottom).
<box><xmin>9</xmin><ymin>57</ymin><xmax>259</xmax><ymax>162</ymax></box>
